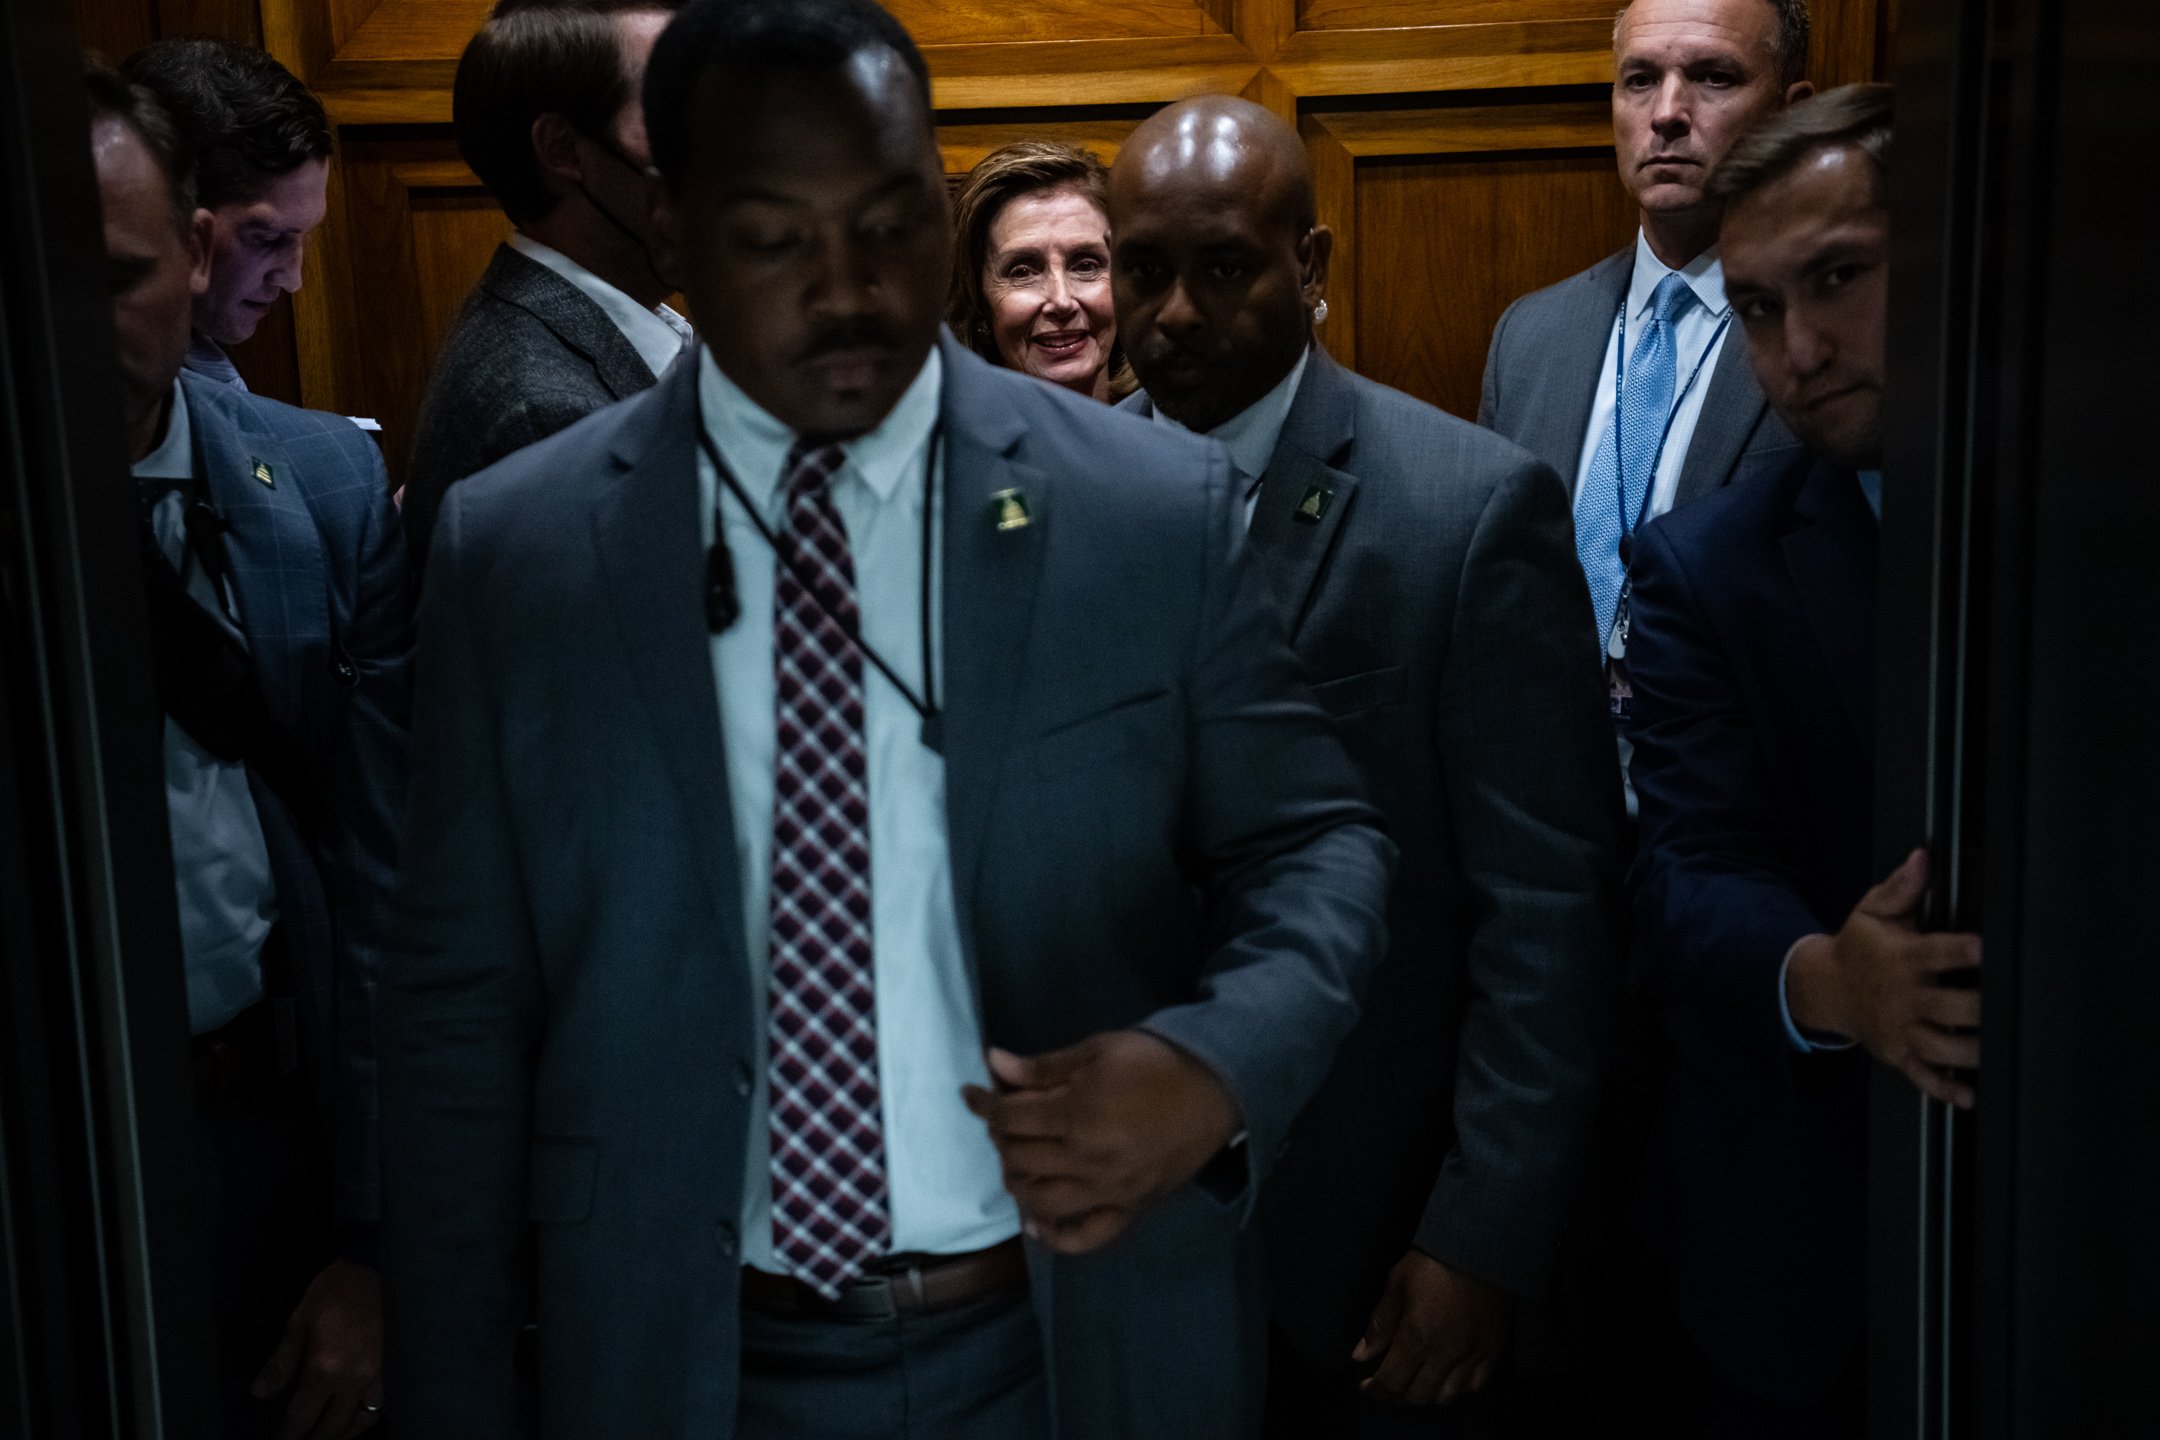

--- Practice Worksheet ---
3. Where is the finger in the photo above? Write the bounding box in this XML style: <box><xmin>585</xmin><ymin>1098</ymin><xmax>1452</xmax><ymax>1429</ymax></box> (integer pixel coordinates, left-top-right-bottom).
<box><xmin>1008</xmin><ymin>1173</ymin><xmax>1107</xmax><ymax>1226</ymax></box>
<box><xmin>1353</xmin><ymin>1275</ymin><xmax>1406</xmax><ymax>1364</ymax></box>
<box><xmin>992</xmin><ymin>1135</ymin><xmax>1088</xmax><ymax>1185</ymax></box>
<box><xmin>349</xmin><ymin>1390</ymin><xmax>384</xmax><ymax>1437</ymax></box>
<box><xmin>270</xmin><ymin>1364</ymin><xmax>333</xmax><ymax>1440</ymax></box>
<box><xmin>1916</xmin><ymin>934</ymin><xmax>1984</xmax><ymax>973</ymax></box>
<box><xmin>1362</xmin><ymin>1319</ymin><xmax>1428</xmax><ymax>1402</ymax></box>
<box><xmin>1033</xmin><ymin>1206</ymin><xmax>1129</xmax><ymax>1255</ymax></box>
<box><xmin>969</xmin><ymin>1084</ymin><xmax>1075</xmax><ymax>1143</ymax></box>
<box><xmin>1902</xmin><ymin>1058</ymin><xmax>1975</xmax><ymax>1110</ymax></box>
<box><xmin>253</xmin><ymin>1325</ymin><xmax>306</xmax><ymax>1398</ymax></box>
<box><xmin>1911</xmin><ymin>1026</ymin><xmax>1979</xmax><ymax>1072</ymax></box>
<box><xmin>1862</xmin><ymin>848</ymin><xmax>1930</xmax><ymax>921</ymax></box>
<box><xmin>302</xmin><ymin>1376</ymin><xmax>364</xmax><ymax>1440</ymax></box>
<box><xmin>1918</xmin><ymin>986</ymin><xmax>1982</xmax><ymax>1031</ymax></box>
<box><xmin>987</xmin><ymin>1043</ymin><xmax>1090</xmax><ymax>1092</ymax></box>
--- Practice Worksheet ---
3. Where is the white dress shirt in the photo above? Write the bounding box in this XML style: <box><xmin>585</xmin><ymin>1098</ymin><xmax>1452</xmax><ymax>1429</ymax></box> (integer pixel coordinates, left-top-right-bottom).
<box><xmin>136</xmin><ymin>380</ymin><xmax>279</xmax><ymax>1035</ymax></box>
<box><xmin>1153</xmin><ymin>345</ymin><xmax>1312</xmax><ymax>531</ymax></box>
<box><xmin>507</xmin><ymin>232</ymin><xmax>691</xmax><ymax>380</ymax></box>
<box><xmin>697</xmin><ymin>347</ymin><xmax>1019</xmax><ymax>1271</ymax></box>
<box><xmin>1571</xmin><ymin>229</ymin><xmax>1737</xmax><ymax>526</ymax></box>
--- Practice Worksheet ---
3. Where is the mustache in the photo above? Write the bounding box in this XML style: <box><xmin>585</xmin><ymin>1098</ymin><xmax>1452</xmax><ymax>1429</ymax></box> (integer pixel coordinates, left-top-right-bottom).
<box><xmin>792</xmin><ymin>322</ymin><xmax>900</xmax><ymax>365</ymax></box>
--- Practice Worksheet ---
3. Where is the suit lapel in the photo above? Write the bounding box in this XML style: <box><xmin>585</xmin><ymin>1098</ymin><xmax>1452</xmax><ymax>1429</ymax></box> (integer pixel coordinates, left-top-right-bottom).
<box><xmin>588</xmin><ymin>362</ymin><xmax>744</xmax><ymax>931</ymax></box>
<box><xmin>1781</xmin><ymin>460</ymin><xmax>1878</xmax><ymax>737</ymax></box>
<box><xmin>1244</xmin><ymin>349</ymin><xmax>1358</xmax><ymax>638</ymax></box>
<box><xmin>188</xmin><ymin>375</ymin><xmax>330</xmax><ymax>724</ymax></box>
<box><xmin>1674</xmin><ymin>327</ymin><xmax>1770</xmax><ymax>506</ymax></box>
<box><xmin>1528</xmin><ymin>249</ymin><xmax>1632</xmax><ymax>498</ymax></box>
<box><xmin>935</xmin><ymin>337</ymin><xmax>1049</xmax><ymax>962</ymax></box>
<box><xmin>484</xmin><ymin>243</ymin><xmax>658</xmax><ymax>401</ymax></box>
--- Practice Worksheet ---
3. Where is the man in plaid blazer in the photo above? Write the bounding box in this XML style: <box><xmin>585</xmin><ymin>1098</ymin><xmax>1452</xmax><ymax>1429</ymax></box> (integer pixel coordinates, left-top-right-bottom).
<box><xmin>90</xmin><ymin>59</ymin><xmax>412</xmax><ymax>1437</ymax></box>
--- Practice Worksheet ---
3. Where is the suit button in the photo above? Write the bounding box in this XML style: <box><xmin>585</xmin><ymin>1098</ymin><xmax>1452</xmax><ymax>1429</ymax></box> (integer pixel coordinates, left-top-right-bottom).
<box><xmin>734</xmin><ymin>1060</ymin><xmax>754</xmax><ymax>1098</ymax></box>
<box><xmin>717</xmin><ymin>1222</ymin><xmax>738</xmax><ymax>1260</ymax></box>
<box><xmin>328</xmin><ymin>648</ymin><xmax>357</xmax><ymax>686</ymax></box>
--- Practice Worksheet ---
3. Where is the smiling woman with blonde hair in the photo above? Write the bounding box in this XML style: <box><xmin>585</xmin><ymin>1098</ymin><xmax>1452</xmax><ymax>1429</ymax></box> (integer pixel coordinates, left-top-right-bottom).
<box><xmin>948</xmin><ymin>139</ymin><xmax>1135</xmax><ymax>401</ymax></box>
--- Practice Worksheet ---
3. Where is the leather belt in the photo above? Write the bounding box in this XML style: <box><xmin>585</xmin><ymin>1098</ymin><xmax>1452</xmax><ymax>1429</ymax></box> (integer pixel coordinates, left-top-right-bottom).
<box><xmin>739</xmin><ymin>1237</ymin><xmax>1027</xmax><ymax>1321</ymax></box>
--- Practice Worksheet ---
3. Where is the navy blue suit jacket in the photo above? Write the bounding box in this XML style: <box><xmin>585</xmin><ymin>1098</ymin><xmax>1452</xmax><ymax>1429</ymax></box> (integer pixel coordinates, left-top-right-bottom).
<box><xmin>184</xmin><ymin>371</ymin><xmax>413</xmax><ymax>1226</ymax></box>
<box><xmin>1624</xmin><ymin>453</ymin><xmax>1874</xmax><ymax>1406</ymax></box>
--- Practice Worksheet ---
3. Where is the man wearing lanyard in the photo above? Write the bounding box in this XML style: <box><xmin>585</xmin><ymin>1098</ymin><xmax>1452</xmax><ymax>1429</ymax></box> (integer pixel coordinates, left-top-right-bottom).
<box><xmin>1474</xmin><ymin>0</ymin><xmax>1818</xmax><ymax>1424</ymax></box>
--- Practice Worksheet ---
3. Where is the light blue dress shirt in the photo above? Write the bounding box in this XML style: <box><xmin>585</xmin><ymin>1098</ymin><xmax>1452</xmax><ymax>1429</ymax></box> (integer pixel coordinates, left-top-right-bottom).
<box><xmin>135</xmin><ymin>380</ymin><xmax>278</xmax><ymax>1035</ymax></box>
<box><xmin>697</xmin><ymin>348</ymin><xmax>1020</xmax><ymax>1270</ymax></box>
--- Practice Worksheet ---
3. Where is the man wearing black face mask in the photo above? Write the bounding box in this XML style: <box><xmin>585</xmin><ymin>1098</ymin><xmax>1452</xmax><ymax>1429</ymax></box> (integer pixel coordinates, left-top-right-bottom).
<box><xmin>403</xmin><ymin>0</ymin><xmax>688</xmax><ymax>575</ymax></box>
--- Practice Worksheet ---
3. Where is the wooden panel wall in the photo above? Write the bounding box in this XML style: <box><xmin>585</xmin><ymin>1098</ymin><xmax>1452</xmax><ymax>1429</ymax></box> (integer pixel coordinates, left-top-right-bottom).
<box><xmin>77</xmin><ymin>0</ymin><xmax>1887</xmax><ymax>481</ymax></box>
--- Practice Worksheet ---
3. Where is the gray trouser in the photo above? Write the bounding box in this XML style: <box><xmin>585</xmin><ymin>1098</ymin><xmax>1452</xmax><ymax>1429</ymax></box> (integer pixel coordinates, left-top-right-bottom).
<box><xmin>736</xmin><ymin>1290</ymin><xmax>1048</xmax><ymax>1439</ymax></box>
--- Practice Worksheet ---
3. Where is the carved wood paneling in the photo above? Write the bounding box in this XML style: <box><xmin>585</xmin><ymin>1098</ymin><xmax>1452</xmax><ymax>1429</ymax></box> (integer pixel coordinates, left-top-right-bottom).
<box><xmin>237</xmin><ymin>0</ymin><xmax>1884</xmax><ymax>473</ymax></box>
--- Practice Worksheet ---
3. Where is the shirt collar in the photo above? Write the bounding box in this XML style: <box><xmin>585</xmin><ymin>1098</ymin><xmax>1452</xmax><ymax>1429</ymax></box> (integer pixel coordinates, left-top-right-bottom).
<box><xmin>133</xmin><ymin>378</ymin><xmax>194</xmax><ymax>480</ymax></box>
<box><xmin>1857</xmin><ymin>469</ymin><xmax>1884</xmax><ymax>519</ymax></box>
<box><xmin>697</xmin><ymin>344</ymin><xmax>943</xmax><ymax>508</ymax></box>
<box><xmin>509</xmin><ymin>232</ymin><xmax>689</xmax><ymax>380</ymax></box>
<box><xmin>1152</xmin><ymin>344</ymin><xmax>1312</xmax><ymax>489</ymax></box>
<box><xmin>1630</xmin><ymin>228</ymin><xmax>1729</xmax><ymax>324</ymax></box>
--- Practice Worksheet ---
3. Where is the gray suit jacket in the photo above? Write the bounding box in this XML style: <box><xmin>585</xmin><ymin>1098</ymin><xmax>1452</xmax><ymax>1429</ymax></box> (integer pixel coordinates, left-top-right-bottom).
<box><xmin>381</xmin><ymin>335</ymin><xmax>1395</xmax><ymax>1439</ymax></box>
<box><xmin>184</xmin><ymin>371</ymin><xmax>413</xmax><ymax>1228</ymax></box>
<box><xmin>403</xmin><ymin>242</ymin><xmax>662</xmax><ymax>575</ymax></box>
<box><xmin>1126</xmin><ymin>351</ymin><xmax>1625</xmax><ymax>1358</ymax></box>
<box><xmin>1479</xmin><ymin>248</ymin><xmax>1806</xmax><ymax>507</ymax></box>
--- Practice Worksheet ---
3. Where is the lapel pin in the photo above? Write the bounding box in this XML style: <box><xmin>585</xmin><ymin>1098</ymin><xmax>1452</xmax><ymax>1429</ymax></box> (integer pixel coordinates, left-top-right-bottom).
<box><xmin>251</xmin><ymin>457</ymin><xmax>276</xmax><ymax>489</ymax></box>
<box><xmin>1293</xmin><ymin>484</ymin><xmax>1333</xmax><ymax>524</ymax></box>
<box><xmin>990</xmin><ymin>488</ymin><xmax>1031</xmax><ymax>532</ymax></box>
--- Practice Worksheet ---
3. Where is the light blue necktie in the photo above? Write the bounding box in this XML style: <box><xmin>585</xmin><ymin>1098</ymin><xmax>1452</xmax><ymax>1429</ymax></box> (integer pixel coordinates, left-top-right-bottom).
<box><xmin>1578</xmin><ymin>272</ymin><xmax>1695</xmax><ymax>650</ymax></box>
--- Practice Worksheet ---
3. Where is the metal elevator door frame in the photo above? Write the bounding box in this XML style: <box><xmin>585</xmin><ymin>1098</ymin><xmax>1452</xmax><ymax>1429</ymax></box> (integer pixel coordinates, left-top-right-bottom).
<box><xmin>1872</xmin><ymin>1</ymin><xmax>2160</xmax><ymax>1435</ymax></box>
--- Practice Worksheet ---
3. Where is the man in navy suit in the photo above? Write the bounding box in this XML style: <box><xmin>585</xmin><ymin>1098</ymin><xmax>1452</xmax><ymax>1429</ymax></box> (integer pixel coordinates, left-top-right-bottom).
<box><xmin>1626</xmin><ymin>84</ymin><xmax>1982</xmax><ymax>1436</ymax></box>
<box><xmin>379</xmin><ymin>2</ymin><xmax>1392</xmax><ymax>1437</ymax></box>
<box><xmin>89</xmin><ymin>60</ymin><xmax>410</xmax><ymax>1439</ymax></box>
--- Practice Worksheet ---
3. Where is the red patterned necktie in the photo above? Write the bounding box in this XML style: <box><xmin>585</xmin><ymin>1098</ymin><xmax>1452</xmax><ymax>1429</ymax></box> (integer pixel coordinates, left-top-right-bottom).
<box><xmin>766</xmin><ymin>439</ymin><xmax>890</xmax><ymax>1299</ymax></box>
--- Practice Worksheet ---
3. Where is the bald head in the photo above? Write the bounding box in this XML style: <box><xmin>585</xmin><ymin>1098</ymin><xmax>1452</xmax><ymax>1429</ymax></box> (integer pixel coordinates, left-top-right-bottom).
<box><xmin>1110</xmin><ymin>97</ymin><xmax>1332</xmax><ymax>432</ymax></box>
<box><xmin>1119</xmin><ymin>95</ymin><xmax>1316</xmax><ymax>238</ymax></box>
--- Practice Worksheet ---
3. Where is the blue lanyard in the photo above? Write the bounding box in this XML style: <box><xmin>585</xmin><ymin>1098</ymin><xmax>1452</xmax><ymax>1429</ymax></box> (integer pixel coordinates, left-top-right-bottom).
<box><xmin>1611</xmin><ymin>288</ymin><xmax>1735</xmax><ymax>552</ymax></box>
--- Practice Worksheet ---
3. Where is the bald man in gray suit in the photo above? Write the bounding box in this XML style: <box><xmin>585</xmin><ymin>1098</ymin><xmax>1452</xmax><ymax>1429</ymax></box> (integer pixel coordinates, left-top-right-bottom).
<box><xmin>1114</xmin><ymin>97</ymin><xmax>1626</xmax><ymax>1435</ymax></box>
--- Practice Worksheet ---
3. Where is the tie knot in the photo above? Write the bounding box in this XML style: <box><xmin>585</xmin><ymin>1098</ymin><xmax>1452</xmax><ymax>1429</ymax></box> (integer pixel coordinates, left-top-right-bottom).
<box><xmin>782</xmin><ymin>441</ymin><xmax>846</xmax><ymax>501</ymax></box>
<box><xmin>1650</xmin><ymin>271</ymin><xmax>1695</xmax><ymax>327</ymax></box>
<box><xmin>135</xmin><ymin>474</ymin><xmax>205</xmax><ymax>522</ymax></box>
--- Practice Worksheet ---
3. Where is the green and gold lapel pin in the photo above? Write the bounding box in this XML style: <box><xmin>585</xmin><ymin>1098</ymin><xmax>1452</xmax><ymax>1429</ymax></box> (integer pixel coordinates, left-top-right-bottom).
<box><xmin>1293</xmin><ymin>484</ymin><xmax>1333</xmax><ymax>524</ymax></box>
<box><xmin>990</xmin><ymin>487</ymin><xmax>1031</xmax><ymax>532</ymax></box>
<box><xmin>251</xmin><ymin>457</ymin><xmax>276</xmax><ymax>489</ymax></box>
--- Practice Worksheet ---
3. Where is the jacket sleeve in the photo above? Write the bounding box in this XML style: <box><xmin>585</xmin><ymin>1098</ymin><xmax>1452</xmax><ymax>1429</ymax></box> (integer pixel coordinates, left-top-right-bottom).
<box><xmin>1411</xmin><ymin>452</ymin><xmax>1629</xmax><ymax>1299</ymax></box>
<box><xmin>1139</xmin><ymin>442</ymin><xmax>1397</xmax><ymax>1220</ymax></box>
<box><xmin>1626</xmin><ymin>519</ymin><xmax>1829</xmax><ymax>1082</ymax></box>
<box><xmin>319</xmin><ymin>438</ymin><xmax>413</xmax><ymax>1232</ymax></box>
<box><xmin>379</xmin><ymin>486</ymin><xmax>541</xmax><ymax>1437</ymax></box>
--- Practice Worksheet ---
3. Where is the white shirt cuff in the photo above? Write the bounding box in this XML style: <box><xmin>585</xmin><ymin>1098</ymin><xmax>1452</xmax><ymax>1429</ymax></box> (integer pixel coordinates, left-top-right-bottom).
<box><xmin>1779</xmin><ymin>938</ymin><xmax>1861</xmax><ymax>1054</ymax></box>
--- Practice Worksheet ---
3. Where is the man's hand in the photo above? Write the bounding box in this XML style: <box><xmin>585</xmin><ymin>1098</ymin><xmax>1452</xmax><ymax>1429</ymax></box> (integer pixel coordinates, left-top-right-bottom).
<box><xmin>1787</xmin><ymin>847</ymin><xmax>1983</xmax><ymax>1108</ymax></box>
<box><xmin>253</xmin><ymin>1258</ymin><xmax>383</xmax><ymax>1439</ymax></box>
<box><xmin>1353</xmin><ymin>1251</ymin><xmax>1514</xmax><ymax>1407</ymax></box>
<box><xmin>961</xmin><ymin>1029</ymin><xmax>1241</xmax><ymax>1255</ymax></box>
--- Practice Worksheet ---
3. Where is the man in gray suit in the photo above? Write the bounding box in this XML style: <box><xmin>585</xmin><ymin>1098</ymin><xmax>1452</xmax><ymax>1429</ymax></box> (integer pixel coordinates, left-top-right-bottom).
<box><xmin>1110</xmin><ymin>98</ymin><xmax>1625</xmax><ymax>1435</ymax></box>
<box><xmin>380</xmin><ymin>3</ymin><xmax>1392</xmax><ymax>1437</ymax></box>
<box><xmin>1481</xmin><ymin>0</ymin><xmax>1816</xmax><ymax>671</ymax></box>
<box><xmin>402</xmin><ymin>0</ymin><xmax>687</xmax><ymax>572</ymax></box>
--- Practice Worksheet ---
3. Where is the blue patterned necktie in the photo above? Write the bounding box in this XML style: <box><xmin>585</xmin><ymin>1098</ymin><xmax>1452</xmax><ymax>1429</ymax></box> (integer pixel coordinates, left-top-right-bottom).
<box><xmin>1578</xmin><ymin>271</ymin><xmax>1696</xmax><ymax>650</ymax></box>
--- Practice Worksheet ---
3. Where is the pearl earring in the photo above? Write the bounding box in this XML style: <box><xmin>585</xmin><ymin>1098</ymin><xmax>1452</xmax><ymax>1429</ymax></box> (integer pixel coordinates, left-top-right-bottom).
<box><xmin>1312</xmin><ymin>299</ymin><xmax>1329</xmax><ymax>325</ymax></box>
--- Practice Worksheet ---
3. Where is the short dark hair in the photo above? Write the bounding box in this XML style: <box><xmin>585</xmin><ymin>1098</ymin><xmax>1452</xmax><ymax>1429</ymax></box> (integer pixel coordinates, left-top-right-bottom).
<box><xmin>85</xmin><ymin>53</ymin><xmax>198</xmax><ymax>235</ymax></box>
<box><xmin>121</xmin><ymin>39</ymin><xmax>329</xmax><ymax>211</ymax></box>
<box><xmin>643</xmin><ymin>0</ymin><xmax>932</xmax><ymax>189</ymax></box>
<box><xmin>1709</xmin><ymin>82</ymin><xmax>1894</xmax><ymax>208</ymax></box>
<box><xmin>1615</xmin><ymin>0</ymin><xmax>1812</xmax><ymax>88</ymax></box>
<box><xmin>455</xmin><ymin>3</ymin><xmax>680</xmax><ymax>225</ymax></box>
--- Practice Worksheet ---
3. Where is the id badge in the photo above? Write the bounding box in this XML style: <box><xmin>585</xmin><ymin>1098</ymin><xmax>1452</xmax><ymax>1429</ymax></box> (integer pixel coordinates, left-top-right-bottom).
<box><xmin>1604</xmin><ymin>585</ymin><xmax>1634</xmax><ymax>729</ymax></box>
